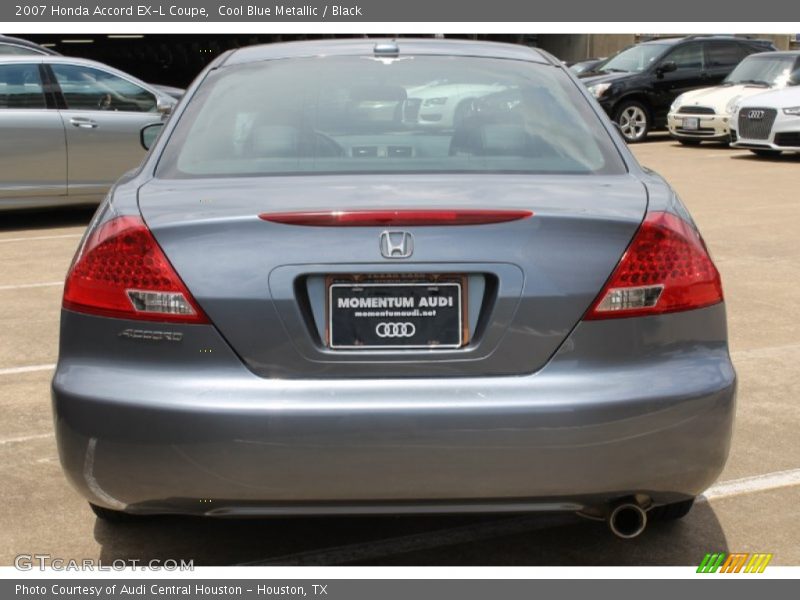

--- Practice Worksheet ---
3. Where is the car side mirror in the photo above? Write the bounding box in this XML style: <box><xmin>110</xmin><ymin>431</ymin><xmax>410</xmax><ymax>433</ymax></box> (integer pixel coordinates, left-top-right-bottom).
<box><xmin>156</xmin><ymin>96</ymin><xmax>175</xmax><ymax>116</ymax></box>
<box><xmin>657</xmin><ymin>61</ymin><xmax>678</xmax><ymax>77</ymax></box>
<box><xmin>140</xmin><ymin>122</ymin><xmax>164</xmax><ymax>151</ymax></box>
<box><xmin>789</xmin><ymin>70</ymin><xmax>800</xmax><ymax>86</ymax></box>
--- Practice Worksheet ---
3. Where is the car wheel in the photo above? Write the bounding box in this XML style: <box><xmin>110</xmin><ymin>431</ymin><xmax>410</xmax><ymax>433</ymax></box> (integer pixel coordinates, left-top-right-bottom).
<box><xmin>648</xmin><ymin>498</ymin><xmax>695</xmax><ymax>521</ymax></box>
<box><xmin>750</xmin><ymin>149</ymin><xmax>782</xmax><ymax>158</ymax></box>
<box><xmin>89</xmin><ymin>502</ymin><xmax>141</xmax><ymax>523</ymax></box>
<box><xmin>678</xmin><ymin>139</ymin><xmax>701</xmax><ymax>146</ymax></box>
<box><xmin>614</xmin><ymin>101</ymin><xmax>650</xmax><ymax>143</ymax></box>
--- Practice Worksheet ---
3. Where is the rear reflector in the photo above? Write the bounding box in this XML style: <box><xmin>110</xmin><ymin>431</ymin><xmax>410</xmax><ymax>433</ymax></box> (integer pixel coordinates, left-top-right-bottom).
<box><xmin>62</xmin><ymin>215</ymin><xmax>209</xmax><ymax>323</ymax></box>
<box><xmin>259</xmin><ymin>209</ymin><xmax>533</xmax><ymax>226</ymax></box>
<box><xmin>584</xmin><ymin>211</ymin><xmax>723</xmax><ymax>320</ymax></box>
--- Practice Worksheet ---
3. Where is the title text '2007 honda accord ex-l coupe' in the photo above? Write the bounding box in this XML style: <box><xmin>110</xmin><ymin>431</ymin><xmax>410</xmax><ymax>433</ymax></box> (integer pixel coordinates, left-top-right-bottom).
<box><xmin>52</xmin><ymin>39</ymin><xmax>735</xmax><ymax>539</ymax></box>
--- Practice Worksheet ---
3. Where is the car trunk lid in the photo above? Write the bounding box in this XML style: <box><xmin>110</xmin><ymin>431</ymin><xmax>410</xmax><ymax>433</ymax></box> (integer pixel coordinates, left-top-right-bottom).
<box><xmin>138</xmin><ymin>173</ymin><xmax>647</xmax><ymax>378</ymax></box>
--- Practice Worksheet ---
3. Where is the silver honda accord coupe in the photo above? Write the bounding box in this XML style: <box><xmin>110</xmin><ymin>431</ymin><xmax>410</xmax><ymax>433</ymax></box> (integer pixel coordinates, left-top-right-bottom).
<box><xmin>52</xmin><ymin>39</ymin><xmax>735</xmax><ymax>539</ymax></box>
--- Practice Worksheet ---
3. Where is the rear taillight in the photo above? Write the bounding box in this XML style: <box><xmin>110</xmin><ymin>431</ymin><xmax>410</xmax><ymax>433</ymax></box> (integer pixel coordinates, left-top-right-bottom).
<box><xmin>63</xmin><ymin>215</ymin><xmax>209</xmax><ymax>323</ymax></box>
<box><xmin>584</xmin><ymin>211</ymin><xmax>723</xmax><ymax>320</ymax></box>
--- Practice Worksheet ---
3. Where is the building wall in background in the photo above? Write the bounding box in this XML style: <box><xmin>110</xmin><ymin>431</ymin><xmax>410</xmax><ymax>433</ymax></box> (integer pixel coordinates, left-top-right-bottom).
<box><xmin>536</xmin><ymin>34</ymin><xmax>636</xmax><ymax>63</ymax></box>
<box><xmin>756</xmin><ymin>34</ymin><xmax>792</xmax><ymax>49</ymax></box>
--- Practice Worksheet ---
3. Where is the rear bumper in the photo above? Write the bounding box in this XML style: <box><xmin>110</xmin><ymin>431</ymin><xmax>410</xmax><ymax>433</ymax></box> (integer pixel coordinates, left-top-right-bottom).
<box><xmin>52</xmin><ymin>306</ymin><xmax>736</xmax><ymax>516</ymax></box>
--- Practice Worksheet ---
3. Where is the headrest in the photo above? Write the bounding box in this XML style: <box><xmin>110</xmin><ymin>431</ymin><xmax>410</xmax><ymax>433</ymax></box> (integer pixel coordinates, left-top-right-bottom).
<box><xmin>450</xmin><ymin>120</ymin><xmax>539</xmax><ymax>157</ymax></box>
<box><xmin>479</xmin><ymin>124</ymin><xmax>532</xmax><ymax>155</ymax></box>
<box><xmin>251</xmin><ymin>125</ymin><xmax>299</xmax><ymax>157</ymax></box>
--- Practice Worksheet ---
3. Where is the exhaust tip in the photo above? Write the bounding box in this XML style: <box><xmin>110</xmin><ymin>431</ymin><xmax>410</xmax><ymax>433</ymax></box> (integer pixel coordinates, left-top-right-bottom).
<box><xmin>608</xmin><ymin>502</ymin><xmax>647</xmax><ymax>539</ymax></box>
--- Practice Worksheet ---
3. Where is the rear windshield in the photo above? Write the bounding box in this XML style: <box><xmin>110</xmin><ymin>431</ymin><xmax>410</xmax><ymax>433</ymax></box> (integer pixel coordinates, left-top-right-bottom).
<box><xmin>156</xmin><ymin>55</ymin><xmax>626</xmax><ymax>178</ymax></box>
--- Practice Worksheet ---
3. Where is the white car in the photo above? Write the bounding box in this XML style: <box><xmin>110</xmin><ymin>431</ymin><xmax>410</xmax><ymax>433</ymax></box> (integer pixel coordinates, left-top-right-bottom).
<box><xmin>667</xmin><ymin>51</ymin><xmax>800</xmax><ymax>144</ymax></box>
<box><xmin>730</xmin><ymin>85</ymin><xmax>800</xmax><ymax>156</ymax></box>
<box><xmin>405</xmin><ymin>81</ymin><xmax>507</xmax><ymax>127</ymax></box>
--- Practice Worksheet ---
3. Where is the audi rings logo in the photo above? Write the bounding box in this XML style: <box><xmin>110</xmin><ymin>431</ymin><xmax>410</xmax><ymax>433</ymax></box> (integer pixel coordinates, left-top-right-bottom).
<box><xmin>375</xmin><ymin>322</ymin><xmax>416</xmax><ymax>338</ymax></box>
<box><xmin>747</xmin><ymin>109</ymin><xmax>766</xmax><ymax>120</ymax></box>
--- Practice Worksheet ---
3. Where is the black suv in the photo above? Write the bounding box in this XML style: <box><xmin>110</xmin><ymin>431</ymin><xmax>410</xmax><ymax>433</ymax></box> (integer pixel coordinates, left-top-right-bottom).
<box><xmin>579</xmin><ymin>36</ymin><xmax>776</xmax><ymax>142</ymax></box>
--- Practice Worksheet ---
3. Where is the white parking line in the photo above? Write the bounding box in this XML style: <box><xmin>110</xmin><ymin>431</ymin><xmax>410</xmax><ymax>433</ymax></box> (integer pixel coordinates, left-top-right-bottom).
<box><xmin>731</xmin><ymin>342</ymin><xmax>800</xmax><ymax>360</ymax></box>
<box><xmin>701</xmin><ymin>468</ymin><xmax>800</xmax><ymax>502</ymax></box>
<box><xmin>0</xmin><ymin>234</ymin><xmax>82</xmax><ymax>244</ymax></box>
<box><xmin>0</xmin><ymin>433</ymin><xmax>53</xmax><ymax>446</ymax></box>
<box><xmin>0</xmin><ymin>281</ymin><xmax>63</xmax><ymax>291</ymax></box>
<box><xmin>0</xmin><ymin>364</ymin><xmax>56</xmax><ymax>376</ymax></box>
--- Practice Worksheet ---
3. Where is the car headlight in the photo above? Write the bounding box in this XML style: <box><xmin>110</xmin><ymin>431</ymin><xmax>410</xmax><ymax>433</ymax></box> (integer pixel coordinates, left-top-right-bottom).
<box><xmin>725</xmin><ymin>95</ymin><xmax>742</xmax><ymax>117</ymax></box>
<box><xmin>423</xmin><ymin>97</ymin><xmax>447</xmax><ymax>106</ymax></box>
<box><xmin>588</xmin><ymin>83</ymin><xmax>612</xmax><ymax>98</ymax></box>
<box><xmin>783</xmin><ymin>106</ymin><xmax>800</xmax><ymax>116</ymax></box>
<box><xmin>669</xmin><ymin>95</ymin><xmax>686</xmax><ymax>113</ymax></box>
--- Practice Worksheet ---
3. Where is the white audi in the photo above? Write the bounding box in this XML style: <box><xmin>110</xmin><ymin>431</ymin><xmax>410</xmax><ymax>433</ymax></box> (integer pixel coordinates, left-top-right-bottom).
<box><xmin>405</xmin><ymin>82</ymin><xmax>507</xmax><ymax>127</ymax></box>
<box><xmin>668</xmin><ymin>51</ymin><xmax>800</xmax><ymax>145</ymax></box>
<box><xmin>731</xmin><ymin>85</ymin><xmax>800</xmax><ymax>156</ymax></box>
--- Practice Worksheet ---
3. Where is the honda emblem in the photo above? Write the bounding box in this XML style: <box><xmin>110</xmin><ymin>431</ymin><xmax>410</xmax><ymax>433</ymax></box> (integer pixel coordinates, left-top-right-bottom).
<box><xmin>379</xmin><ymin>231</ymin><xmax>414</xmax><ymax>259</ymax></box>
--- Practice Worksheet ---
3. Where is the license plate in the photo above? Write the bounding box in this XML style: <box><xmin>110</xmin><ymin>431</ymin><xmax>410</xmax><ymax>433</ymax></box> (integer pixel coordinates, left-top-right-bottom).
<box><xmin>683</xmin><ymin>117</ymin><xmax>699</xmax><ymax>130</ymax></box>
<box><xmin>328</xmin><ymin>281</ymin><xmax>464</xmax><ymax>349</ymax></box>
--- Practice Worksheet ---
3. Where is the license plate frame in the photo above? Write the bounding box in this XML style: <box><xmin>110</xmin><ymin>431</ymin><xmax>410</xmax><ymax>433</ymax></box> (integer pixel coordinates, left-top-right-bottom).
<box><xmin>326</xmin><ymin>276</ymin><xmax>467</xmax><ymax>350</ymax></box>
<box><xmin>683</xmin><ymin>117</ymin><xmax>700</xmax><ymax>130</ymax></box>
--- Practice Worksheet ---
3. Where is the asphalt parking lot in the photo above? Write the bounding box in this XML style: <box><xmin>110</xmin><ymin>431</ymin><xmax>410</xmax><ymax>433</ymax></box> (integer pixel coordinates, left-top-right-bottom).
<box><xmin>1</xmin><ymin>135</ymin><xmax>799</xmax><ymax>567</ymax></box>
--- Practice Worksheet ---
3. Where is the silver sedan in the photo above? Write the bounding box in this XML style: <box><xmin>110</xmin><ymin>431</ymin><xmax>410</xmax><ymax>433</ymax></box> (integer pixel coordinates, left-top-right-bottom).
<box><xmin>0</xmin><ymin>55</ymin><xmax>175</xmax><ymax>210</ymax></box>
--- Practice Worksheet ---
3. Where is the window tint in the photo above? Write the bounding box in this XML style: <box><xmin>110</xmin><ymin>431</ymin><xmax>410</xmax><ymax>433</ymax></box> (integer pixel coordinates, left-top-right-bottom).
<box><xmin>706</xmin><ymin>43</ymin><xmax>745</xmax><ymax>68</ymax></box>
<box><xmin>50</xmin><ymin>64</ymin><xmax>156</xmax><ymax>112</ymax></box>
<box><xmin>0</xmin><ymin>63</ymin><xmax>46</xmax><ymax>109</ymax></box>
<box><xmin>665</xmin><ymin>43</ymin><xmax>704</xmax><ymax>70</ymax></box>
<box><xmin>157</xmin><ymin>56</ymin><xmax>626</xmax><ymax>178</ymax></box>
